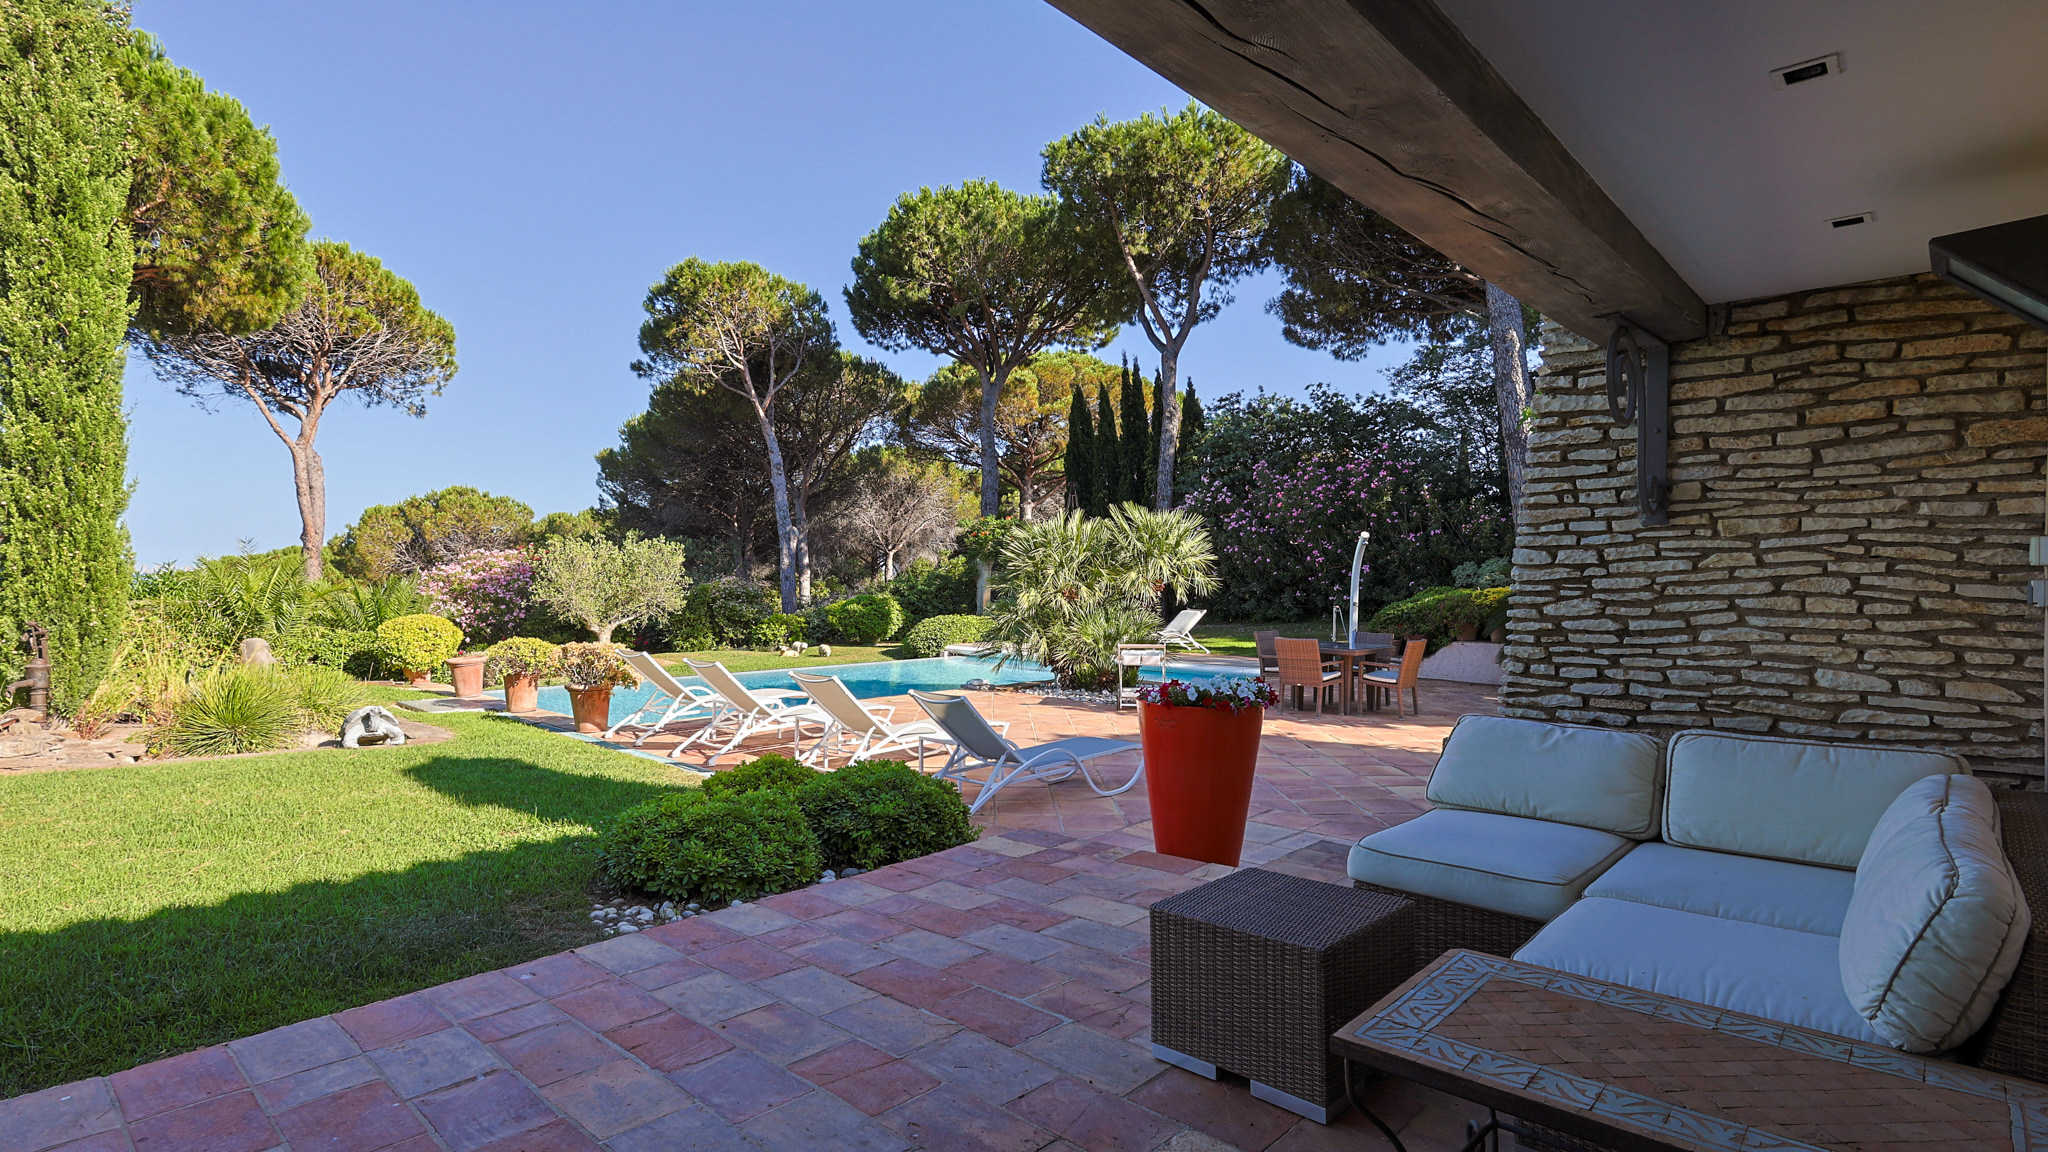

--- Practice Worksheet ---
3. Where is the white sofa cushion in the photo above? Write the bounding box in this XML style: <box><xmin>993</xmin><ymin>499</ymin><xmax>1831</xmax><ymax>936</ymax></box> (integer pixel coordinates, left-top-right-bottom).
<box><xmin>1426</xmin><ymin>715</ymin><xmax>1664</xmax><ymax>838</ymax></box>
<box><xmin>1663</xmin><ymin>731</ymin><xmax>1967</xmax><ymax>868</ymax></box>
<box><xmin>1583</xmin><ymin>842</ymin><xmax>1855</xmax><ymax>936</ymax></box>
<box><xmin>1515</xmin><ymin>896</ymin><xmax>1884</xmax><ymax>1044</ymax></box>
<box><xmin>1839</xmin><ymin>774</ymin><xmax>2031</xmax><ymax>1052</ymax></box>
<box><xmin>1347</xmin><ymin>809</ymin><xmax>1636</xmax><ymax>922</ymax></box>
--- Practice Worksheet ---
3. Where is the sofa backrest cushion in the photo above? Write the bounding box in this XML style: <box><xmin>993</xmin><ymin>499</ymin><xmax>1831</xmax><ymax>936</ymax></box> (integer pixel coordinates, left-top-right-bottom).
<box><xmin>1663</xmin><ymin>732</ymin><xmax>1968</xmax><ymax>868</ymax></box>
<box><xmin>1839</xmin><ymin>774</ymin><xmax>2031</xmax><ymax>1052</ymax></box>
<box><xmin>1426</xmin><ymin>715</ymin><xmax>1664</xmax><ymax>838</ymax></box>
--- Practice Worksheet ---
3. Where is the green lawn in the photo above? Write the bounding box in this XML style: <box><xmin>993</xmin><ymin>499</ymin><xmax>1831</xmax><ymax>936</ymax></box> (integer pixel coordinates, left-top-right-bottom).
<box><xmin>0</xmin><ymin>692</ymin><xmax>694</xmax><ymax>1096</ymax></box>
<box><xmin>1189</xmin><ymin>621</ymin><xmax>1326</xmax><ymax>658</ymax></box>
<box><xmin>652</xmin><ymin>643</ymin><xmax>909</xmax><ymax>675</ymax></box>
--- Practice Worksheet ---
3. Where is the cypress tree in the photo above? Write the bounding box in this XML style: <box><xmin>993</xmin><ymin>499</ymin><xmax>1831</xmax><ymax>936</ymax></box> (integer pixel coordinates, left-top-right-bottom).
<box><xmin>1148</xmin><ymin>370</ymin><xmax>1166</xmax><ymax>507</ymax></box>
<box><xmin>1175</xmin><ymin>382</ymin><xmax>1206</xmax><ymax>504</ymax></box>
<box><xmin>0</xmin><ymin>1</ymin><xmax>136</xmax><ymax>709</ymax></box>
<box><xmin>1120</xmin><ymin>361</ymin><xmax>1148</xmax><ymax>508</ymax></box>
<box><xmin>1092</xmin><ymin>384</ymin><xmax>1118</xmax><ymax>515</ymax></box>
<box><xmin>1063</xmin><ymin>384</ymin><xmax>1094</xmax><ymax>513</ymax></box>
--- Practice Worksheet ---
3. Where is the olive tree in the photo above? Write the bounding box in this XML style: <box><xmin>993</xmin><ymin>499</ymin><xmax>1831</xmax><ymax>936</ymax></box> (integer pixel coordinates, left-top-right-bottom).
<box><xmin>137</xmin><ymin>241</ymin><xmax>458</xmax><ymax>581</ymax></box>
<box><xmin>846</xmin><ymin>180</ymin><xmax>1123</xmax><ymax>518</ymax></box>
<box><xmin>634</xmin><ymin>259</ymin><xmax>830</xmax><ymax>611</ymax></box>
<box><xmin>1042</xmin><ymin>104</ymin><xmax>1290</xmax><ymax>509</ymax></box>
<box><xmin>530</xmin><ymin>535</ymin><xmax>690</xmax><ymax>643</ymax></box>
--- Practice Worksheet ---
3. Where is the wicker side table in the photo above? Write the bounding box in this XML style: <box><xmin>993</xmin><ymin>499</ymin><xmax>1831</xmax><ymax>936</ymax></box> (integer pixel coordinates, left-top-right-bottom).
<box><xmin>1150</xmin><ymin>867</ymin><xmax>1415</xmax><ymax>1122</ymax></box>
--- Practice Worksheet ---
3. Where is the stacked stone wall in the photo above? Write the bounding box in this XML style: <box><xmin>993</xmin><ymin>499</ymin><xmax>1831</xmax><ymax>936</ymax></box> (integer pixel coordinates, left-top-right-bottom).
<box><xmin>1502</xmin><ymin>273</ymin><xmax>2048</xmax><ymax>781</ymax></box>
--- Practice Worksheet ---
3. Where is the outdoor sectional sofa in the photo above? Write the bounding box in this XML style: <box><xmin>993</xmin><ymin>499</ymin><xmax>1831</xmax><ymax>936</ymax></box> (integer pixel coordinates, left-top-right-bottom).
<box><xmin>1348</xmin><ymin>715</ymin><xmax>2045</xmax><ymax>1078</ymax></box>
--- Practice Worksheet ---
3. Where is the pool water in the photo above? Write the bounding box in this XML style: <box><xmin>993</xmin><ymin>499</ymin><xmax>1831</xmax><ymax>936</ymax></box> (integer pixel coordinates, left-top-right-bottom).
<box><xmin>523</xmin><ymin>653</ymin><xmax>1255</xmax><ymax>728</ymax></box>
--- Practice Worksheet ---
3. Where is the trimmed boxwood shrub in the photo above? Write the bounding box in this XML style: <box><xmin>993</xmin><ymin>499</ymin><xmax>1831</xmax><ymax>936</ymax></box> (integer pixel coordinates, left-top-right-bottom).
<box><xmin>376</xmin><ymin>613</ymin><xmax>464</xmax><ymax>676</ymax></box>
<box><xmin>1364</xmin><ymin>586</ymin><xmax>1510</xmax><ymax>651</ymax></box>
<box><xmin>701</xmin><ymin>754</ymin><xmax>820</xmax><ymax>798</ymax></box>
<box><xmin>901</xmin><ymin>614</ymin><xmax>992</xmax><ymax>658</ymax></box>
<box><xmin>598</xmin><ymin>788</ymin><xmax>821</xmax><ymax>905</ymax></box>
<box><xmin>826</xmin><ymin>592</ymin><xmax>904</xmax><ymax>645</ymax></box>
<box><xmin>798</xmin><ymin>759</ymin><xmax>978</xmax><ymax>871</ymax></box>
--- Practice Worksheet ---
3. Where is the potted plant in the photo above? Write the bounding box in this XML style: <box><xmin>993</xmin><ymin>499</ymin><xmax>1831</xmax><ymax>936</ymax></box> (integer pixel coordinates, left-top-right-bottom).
<box><xmin>447</xmin><ymin>652</ymin><xmax>489</xmax><ymax>697</ymax></box>
<box><xmin>558</xmin><ymin>642</ymin><xmax>639</xmax><ymax>733</ymax></box>
<box><xmin>485</xmin><ymin>637</ymin><xmax>560</xmax><ymax>714</ymax></box>
<box><xmin>375</xmin><ymin>614</ymin><xmax>464</xmax><ymax>688</ymax></box>
<box><xmin>1136</xmin><ymin>677</ymin><xmax>1279</xmax><ymax>866</ymax></box>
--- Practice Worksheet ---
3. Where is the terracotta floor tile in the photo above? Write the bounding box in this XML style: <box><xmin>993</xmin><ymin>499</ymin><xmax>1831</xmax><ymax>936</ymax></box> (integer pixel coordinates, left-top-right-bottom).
<box><xmin>742</xmin><ymin>1087</ymin><xmax>913</xmax><ymax>1152</ymax></box>
<box><xmin>755</xmin><ymin>965</ymin><xmax>877</xmax><ymax>1016</ymax></box>
<box><xmin>1127</xmin><ymin>1067</ymin><xmax>1299</xmax><ymax>1152</ymax></box>
<box><xmin>819</xmin><ymin>1059</ymin><xmax>940</xmax><ymax>1117</ymax></box>
<box><xmin>125</xmin><ymin>1091</ymin><xmax>276</xmax><ymax>1152</ymax></box>
<box><xmin>651</xmin><ymin>971</ymin><xmax>777</xmax><ymax>1025</ymax></box>
<box><xmin>227</xmin><ymin>1017</ymin><xmax>361</xmax><ymax>1084</ymax></box>
<box><xmin>1019</xmin><ymin>1022</ymin><xmax>1162</xmax><ymax>1095</ymax></box>
<box><xmin>463</xmin><ymin>1000</ymin><xmax>571</xmax><ymax>1044</ymax></box>
<box><xmin>270</xmin><ymin>1080</ymin><xmax>425</xmax><ymax>1152</ymax></box>
<box><xmin>536</xmin><ymin>1058</ymin><xmax>689</xmax><ymax>1139</ymax></box>
<box><xmin>469</xmin><ymin>1117</ymin><xmax>601</xmax><ymax>1152</ymax></box>
<box><xmin>947</xmin><ymin>951</ymin><xmax>1067</xmax><ymax>998</ymax></box>
<box><xmin>876</xmin><ymin>927</ymin><xmax>982</xmax><ymax>969</ymax></box>
<box><xmin>335</xmin><ymin>994</ymin><xmax>451</xmax><ymax>1052</ymax></box>
<box><xmin>604</xmin><ymin>1011</ymin><xmax>733</xmax><ymax>1072</ymax></box>
<box><xmin>698</xmin><ymin>939</ymin><xmax>805</xmax><ymax>982</ymax></box>
<box><xmin>1011</xmin><ymin>1076</ymin><xmax>1179</xmax><ymax>1152</ymax></box>
<box><xmin>370</xmin><ymin>1027</ymin><xmax>503</xmax><ymax>1099</ymax></box>
<box><xmin>573</xmin><ymin>933</ymin><xmax>682</xmax><ymax>975</ymax></box>
<box><xmin>413</xmin><ymin>1069</ymin><xmax>559</xmax><ymax>1152</ymax></box>
<box><xmin>607</xmin><ymin>1106</ymin><xmax>759</xmax><ymax>1152</ymax></box>
<box><xmin>930</xmin><ymin>986</ymin><xmax>1062</xmax><ymax>1046</ymax></box>
<box><xmin>671</xmin><ymin>1050</ymin><xmax>810</xmax><ymax>1124</ymax></box>
<box><xmin>639</xmin><ymin>916</ymin><xmax>746</xmax><ymax>955</ymax></box>
<box><xmin>848</xmin><ymin>957</ymin><xmax>972</xmax><ymax>1008</ymax></box>
<box><xmin>815</xmin><ymin>908</ymin><xmax>910</xmax><ymax>944</ymax></box>
<box><xmin>620</xmin><ymin>955</ymin><xmax>710</xmax><ymax>992</ymax></box>
<box><xmin>904</xmin><ymin>1031</ymin><xmax>1058</xmax><ymax>1106</ymax></box>
<box><xmin>419</xmin><ymin>971</ymin><xmax>541</xmax><ymax>1025</ymax></box>
<box><xmin>0</xmin><ymin>1079</ymin><xmax>120</xmax><ymax>1152</ymax></box>
<box><xmin>821</xmin><ymin>996</ymin><xmax>960</xmax><ymax>1057</ymax></box>
<box><xmin>491</xmin><ymin>1021</ymin><xmax>615</xmax><ymax>1087</ymax></box>
<box><xmin>788</xmin><ymin>1040</ymin><xmax>893</xmax><ymax>1086</ymax></box>
<box><xmin>503</xmin><ymin>952</ymin><xmax>611</xmax><ymax>999</ymax></box>
<box><xmin>107</xmin><ymin>1045</ymin><xmax>243</xmax><ymax>1121</ymax></box>
<box><xmin>1038</xmin><ymin>947</ymin><xmax>1149</xmax><ymax>994</ymax></box>
<box><xmin>550</xmin><ymin>978</ymin><xmax>669</xmax><ymax>1032</ymax></box>
<box><xmin>784</xmin><ymin>934</ymin><xmax>895</xmax><ymax>976</ymax></box>
<box><xmin>877</xmin><ymin>1082</ymin><xmax>1048</xmax><ymax>1152</ymax></box>
<box><xmin>252</xmin><ymin>1055</ymin><xmax>383</xmax><ymax>1113</ymax></box>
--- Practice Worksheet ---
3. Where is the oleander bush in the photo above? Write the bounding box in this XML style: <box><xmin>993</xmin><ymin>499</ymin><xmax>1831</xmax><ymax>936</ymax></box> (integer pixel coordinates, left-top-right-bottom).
<box><xmin>597</xmin><ymin>788</ymin><xmax>821</xmax><ymax>905</ymax></box>
<box><xmin>826</xmin><ymin>592</ymin><xmax>904</xmax><ymax>645</ymax></box>
<box><xmin>376</xmin><ymin>614</ymin><xmax>463</xmax><ymax>678</ymax></box>
<box><xmin>901</xmin><ymin>614</ymin><xmax>992</xmax><ymax>658</ymax></box>
<box><xmin>796</xmin><ymin>759</ymin><xmax>978</xmax><ymax>872</ymax></box>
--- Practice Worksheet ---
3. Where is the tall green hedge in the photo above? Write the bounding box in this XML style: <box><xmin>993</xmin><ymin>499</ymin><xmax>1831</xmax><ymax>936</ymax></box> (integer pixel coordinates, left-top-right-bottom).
<box><xmin>0</xmin><ymin>1</ymin><xmax>136</xmax><ymax>709</ymax></box>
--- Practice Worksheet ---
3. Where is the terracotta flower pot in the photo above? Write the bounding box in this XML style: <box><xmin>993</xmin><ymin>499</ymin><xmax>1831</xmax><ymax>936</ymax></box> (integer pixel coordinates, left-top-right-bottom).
<box><xmin>567</xmin><ymin>686</ymin><xmax>612</xmax><ymax>734</ymax></box>
<box><xmin>1457</xmin><ymin>621</ymin><xmax>1480</xmax><ymax>642</ymax></box>
<box><xmin>404</xmin><ymin>669</ymin><xmax>433</xmax><ymax>688</ymax></box>
<box><xmin>1489</xmin><ymin>626</ymin><xmax>1507</xmax><ymax>644</ymax></box>
<box><xmin>1139</xmin><ymin>701</ymin><xmax>1264</xmax><ymax>866</ymax></box>
<box><xmin>503</xmin><ymin>672</ymin><xmax>540</xmax><ymax>714</ymax></box>
<box><xmin>448</xmin><ymin>654</ymin><xmax>488</xmax><ymax>698</ymax></box>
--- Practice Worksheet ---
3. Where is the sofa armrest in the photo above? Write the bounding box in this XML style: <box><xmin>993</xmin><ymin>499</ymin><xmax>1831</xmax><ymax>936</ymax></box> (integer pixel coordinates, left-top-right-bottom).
<box><xmin>1964</xmin><ymin>789</ymin><xmax>2048</xmax><ymax>1081</ymax></box>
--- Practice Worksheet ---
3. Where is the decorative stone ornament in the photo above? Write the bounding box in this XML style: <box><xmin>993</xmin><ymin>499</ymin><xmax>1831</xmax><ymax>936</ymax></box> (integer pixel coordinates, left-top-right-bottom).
<box><xmin>341</xmin><ymin>705</ymin><xmax>408</xmax><ymax>748</ymax></box>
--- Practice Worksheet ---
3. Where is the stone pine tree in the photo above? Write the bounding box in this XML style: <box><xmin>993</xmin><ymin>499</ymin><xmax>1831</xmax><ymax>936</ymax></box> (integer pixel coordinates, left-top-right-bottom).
<box><xmin>1091</xmin><ymin>385</ymin><xmax>1117</xmax><ymax>517</ymax></box>
<box><xmin>846</xmin><ymin>181</ymin><xmax>1123</xmax><ymax>519</ymax></box>
<box><xmin>1044</xmin><ymin>103</ymin><xmax>1289</xmax><ymax>511</ymax></box>
<box><xmin>139</xmin><ymin>242</ymin><xmax>458</xmax><ymax>582</ymax></box>
<box><xmin>0</xmin><ymin>0</ymin><xmax>136</xmax><ymax>709</ymax></box>
<box><xmin>1063</xmin><ymin>386</ymin><xmax>1095</xmax><ymax>512</ymax></box>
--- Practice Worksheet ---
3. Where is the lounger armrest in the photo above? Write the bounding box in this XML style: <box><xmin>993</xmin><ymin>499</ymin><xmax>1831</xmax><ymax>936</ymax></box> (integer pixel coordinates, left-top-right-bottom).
<box><xmin>992</xmin><ymin>720</ymin><xmax>1011</xmax><ymax>734</ymax></box>
<box><xmin>863</xmin><ymin>704</ymin><xmax>897</xmax><ymax>721</ymax></box>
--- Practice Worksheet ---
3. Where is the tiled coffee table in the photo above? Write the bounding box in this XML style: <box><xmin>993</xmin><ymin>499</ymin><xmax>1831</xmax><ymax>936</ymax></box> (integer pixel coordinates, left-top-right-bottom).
<box><xmin>1332</xmin><ymin>949</ymin><xmax>2046</xmax><ymax>1152</ymax></box>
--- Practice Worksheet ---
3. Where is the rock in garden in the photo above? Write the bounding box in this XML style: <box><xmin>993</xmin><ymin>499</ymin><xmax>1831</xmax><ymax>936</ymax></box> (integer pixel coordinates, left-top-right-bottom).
<box><xmin>617</xmin><ymin>923</ymin><xmax>639</xmax><ymax>933</ymax></box>
<box><xmin>238</xmin><ymin>637</ymin><xmax>277</xmax><ymax>666</ymax></box>
<box><xmin>341</xmin><ymin>706</ymin><xmax>408</xmax><ymax>749</ymax></box>
<box><xmin>0</xmin><ymin>734</ymin><xmax>49</xmax><ymax>759</ymax></box>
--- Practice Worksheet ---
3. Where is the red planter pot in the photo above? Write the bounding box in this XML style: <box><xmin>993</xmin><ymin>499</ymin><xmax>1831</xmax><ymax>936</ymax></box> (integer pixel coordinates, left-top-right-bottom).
<box><xmin>448</xmin><ymin>654</ymin><xmax>488</xmax><ymax>698</ymax></box>
<box><xmin>503</xmin><ymin>673</ymin><xmax>540</xmax><ymax>714</ymax></box>
<box><xmin>1139</xmin><ymin>701</ymin><xmax>1265</xmax><ymax>866</ymax></box>
<box><xmin>568</xmin><ymin>686</ymin><xmax>612</xmax><ymax>734</ymax></box>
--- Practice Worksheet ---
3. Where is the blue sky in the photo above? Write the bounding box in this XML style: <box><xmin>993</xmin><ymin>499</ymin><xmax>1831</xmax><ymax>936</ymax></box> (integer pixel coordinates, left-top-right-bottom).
<box><xmin>124</xmin><ymin>0</ymin><xmax>1411</xmax><ymax>567</ymax></box>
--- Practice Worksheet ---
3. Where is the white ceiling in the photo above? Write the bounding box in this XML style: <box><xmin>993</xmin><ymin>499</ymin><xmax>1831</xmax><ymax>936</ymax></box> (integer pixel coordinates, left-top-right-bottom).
<box><xmin>1432</xmin><ymin>0</ymin><xmax>2048</xmax><ymax>304</ymax></box>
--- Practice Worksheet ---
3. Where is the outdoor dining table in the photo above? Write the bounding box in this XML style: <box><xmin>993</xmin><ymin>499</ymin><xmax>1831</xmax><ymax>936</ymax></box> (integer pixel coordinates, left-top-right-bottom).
<box><xmin>1318</xmin><ymin>642</ymin><xmax>1392</xmax><ymax>714</ymax></box>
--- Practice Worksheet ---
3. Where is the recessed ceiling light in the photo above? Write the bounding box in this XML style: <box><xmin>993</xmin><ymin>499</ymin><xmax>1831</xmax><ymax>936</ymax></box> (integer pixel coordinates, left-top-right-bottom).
<box><xmin>1773</xmin><ymin>54</ymin><xmax>1843</xmax><ymax>87</ymax></box>
<box><xmin>1829</xmin><ymin>212</ymin><xmax>1875</xmax><ymax>230</ymax></box>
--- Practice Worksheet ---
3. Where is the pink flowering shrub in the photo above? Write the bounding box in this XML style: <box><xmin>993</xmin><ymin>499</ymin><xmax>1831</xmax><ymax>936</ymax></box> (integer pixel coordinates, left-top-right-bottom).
<box><xmin>416</xmin><ymin>549</ymin><xmax>536</xmax><ymax>644</ymax></box>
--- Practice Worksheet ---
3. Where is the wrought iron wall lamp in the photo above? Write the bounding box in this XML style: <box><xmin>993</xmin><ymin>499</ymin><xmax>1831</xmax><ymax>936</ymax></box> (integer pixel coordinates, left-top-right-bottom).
<box><xmin>1604</xmin><ymin>321</ymin><xmax>1670</xmax><ymax>525</ymax></box>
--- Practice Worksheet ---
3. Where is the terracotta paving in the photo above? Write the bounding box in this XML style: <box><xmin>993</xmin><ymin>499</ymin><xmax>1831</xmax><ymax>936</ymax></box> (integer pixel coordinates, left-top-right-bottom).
<box><xmin>2</xmin><ymin>681</ymin><xmax>1500</xmax><ymax>1152</ymax></box>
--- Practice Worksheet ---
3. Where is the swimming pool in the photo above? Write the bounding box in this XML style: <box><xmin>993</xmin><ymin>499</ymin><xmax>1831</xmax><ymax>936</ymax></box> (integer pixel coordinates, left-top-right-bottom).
<box><xmin>522</xmin><ymin>653</ymin><xmax>1256</xmax><ymax>728</ymax></box>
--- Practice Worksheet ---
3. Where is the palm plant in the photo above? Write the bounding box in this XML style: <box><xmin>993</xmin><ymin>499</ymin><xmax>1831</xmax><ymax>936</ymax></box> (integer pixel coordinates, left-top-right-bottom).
<box><xmin>189</xmin><ymin>554</ymin><xmax>314</xmax><ymax>649</ymax></box>
<box><xmin>985</xmin><ymin>505</ymin><xmax>1217</xmax><ymax>687</ymax></box>
<box><xmin>313</xmin><ymin>575</ymin><xmax>426</xmax><ymax>632</ymax></box>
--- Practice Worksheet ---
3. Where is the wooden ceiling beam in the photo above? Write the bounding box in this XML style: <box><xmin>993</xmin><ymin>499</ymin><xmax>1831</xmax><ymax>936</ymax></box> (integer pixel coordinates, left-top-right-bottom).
<box><xmin>1045</xmin><ymin>0</ymin><xmax>1708</xmax><ymax>342</ymax></box>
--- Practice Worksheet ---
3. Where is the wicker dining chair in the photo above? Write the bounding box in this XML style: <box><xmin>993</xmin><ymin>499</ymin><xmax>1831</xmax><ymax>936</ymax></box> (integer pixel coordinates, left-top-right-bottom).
<box><xmin>1253</xmin><ymin>630</ymin><xmax>1280</xmax><ymax>679</ymax></box>
<box><xmin>1359</xmin><ymin>639</ymin><xmax>1427</xmax><ymax>716</ymax></box>
<box><xmin>1274</xmin><ymin>637</ymin><xmax>1342</xmax><ymax>714</ymax></box>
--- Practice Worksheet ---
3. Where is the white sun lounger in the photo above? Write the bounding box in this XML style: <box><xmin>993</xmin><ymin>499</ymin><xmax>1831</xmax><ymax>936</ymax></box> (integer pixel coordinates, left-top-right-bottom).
<box><xmin>790</xmin><ymin>672</ymin><xmax>951</xmax><ymax>769</ymax></box>
<box><xmin>670</xmin><ymin>659</ymin><xmax>831</xmax><ymax>765</ymax></box>
<box><xmin>909</xmin><ymin>689</ymin><xmax>1144</xmax><ymax>814</ymax></box>
<box><xmin>604</xmin><ymin>652</ymin><xmax>721</xmax><ymax>747</ymax></box>
<box><xmin>1152</xmin><ymin>608</ymin><xmax>1209</xmax><ymax>653</ymax></box>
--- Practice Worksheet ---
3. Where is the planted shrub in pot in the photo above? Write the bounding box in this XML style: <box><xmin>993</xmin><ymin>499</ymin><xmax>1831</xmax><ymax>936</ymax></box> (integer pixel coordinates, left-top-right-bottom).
<box><xmin>1136</xmin><ymin>677</ymin><xmax>1279</xmax><ymax>866</ymax></box>
<box><xmin>376</xmin><ymin>614</ymin><xmax>464</xmax><ymax>686</ymax></box>
<box><xmin>486</xmin><ymin>637</ymin><xmax>560</xmax><ymax>714</ymax></box>
<box><xmin>558</xmin><ymin>641</ymin><xmax>638</xmax><ymax>732</ymax></box>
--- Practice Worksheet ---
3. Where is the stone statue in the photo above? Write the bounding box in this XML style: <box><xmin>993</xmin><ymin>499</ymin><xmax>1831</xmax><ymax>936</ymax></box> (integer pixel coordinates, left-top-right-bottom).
<box><xmin>341</xmin><ymin>705</ymin><xmax>408</xmax><ymax>748</ymax></box>
<box><xmin>238</xmin><ymin>638</ymin><xmax>277</xmax><ymax>666</ymax></box>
